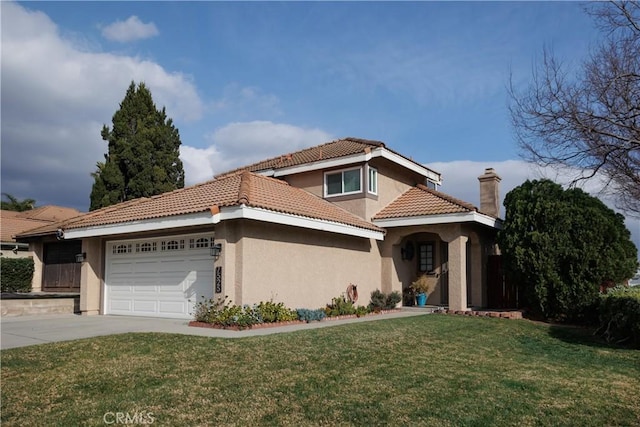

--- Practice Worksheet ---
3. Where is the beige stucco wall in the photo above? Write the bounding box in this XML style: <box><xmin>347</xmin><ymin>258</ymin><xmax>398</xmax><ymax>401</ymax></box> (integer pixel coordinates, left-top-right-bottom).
<box><xmin>80</xmin><ymin>238</ymin><xmax>103</xmax><ymax>315</ymax></box>
<box><xmin>222</xmin><ymin>220</ymin><xmax>382</xmax><ymax>309</ymax></box>
<box><xmin>284</xmin><ymin>158</ymin><xmax>422</xmax><ymax>222</ymax></box>
<box><xmin>30</xmin><ymin>242</ymin><xmax>43</xmax><ymax>292</ymax></box>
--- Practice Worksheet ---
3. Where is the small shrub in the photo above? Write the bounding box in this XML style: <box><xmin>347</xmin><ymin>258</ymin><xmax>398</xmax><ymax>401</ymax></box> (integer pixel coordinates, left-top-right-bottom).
<box><xmin>369</xmin><ymin>289</ymin><xmax>386</xmax><ymax>311</ymax></box>
<box><xmin>296</xmin><ymin>308</ymin><xmax>326</xmax><ymax>323</ymax></box>
<box><xmin>355</xmin><ymin>305</ymin><xmax>370</xmax><ymax>317</ymax></box>
<box><xmin>596</xmin><ymin>287</ymin><xmax>640</xmax><ymax>348</ymax></box>
<box><xmin>385</xmin><ymin>291</ymin><xmax>402</xmax><ymax>309</ymax></box>
<box><xmin>256</xmin><ymin>300</ymin><xmax>297</xmax><ymax>323</ymax></box>
<box><xmin>369</xmin><ymin>289</ymin><xmax>402</xmax><ymax>311</ymax></box>
<box><xmin>192</xmin><ymin>295</ymin><xmax>225</xmax><ymax>323</ymax></box>
<box><xmin>0</xmin><ymin>257</ymin><xmax>34</xmax><ymax>293</ymax></box>
<box><xmin>325</xmin><ymin>296</ymin><xmax>356</xmax><ymax>317</ymax></box>
<box><xmin>191</xmin><ymin>296</ymin><xmax>258</xmax><ymax>329</ymax></box>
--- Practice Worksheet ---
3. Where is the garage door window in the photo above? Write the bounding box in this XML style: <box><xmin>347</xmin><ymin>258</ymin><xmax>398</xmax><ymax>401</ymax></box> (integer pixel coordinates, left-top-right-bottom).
<box><xmin>113</xmin><ymin>244</ymin><xmax>132</xmax><ymax>254</ymax></box>
<box><xmin>190</xmin><ymin>237</ymin><xmax>211</xmax><ymax>249</ymax></box>
<box><xmin>136</xmin><ymin>242</ymin><xmax>157</xmax><ymax>253</ymax></box>
<box><xmin>162</xmin><ymin>240</ymin><xmax>185</xmax><ymax>251</ymax></box>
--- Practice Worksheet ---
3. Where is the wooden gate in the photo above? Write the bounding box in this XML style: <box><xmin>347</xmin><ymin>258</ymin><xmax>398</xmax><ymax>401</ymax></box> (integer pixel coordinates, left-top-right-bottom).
<box><xmin>42</xmin><ymin>241</ymin><xmax>81</xmax><ymax>292</ymax></box>
<box><xmin>486</xmin><ymin>255</ymin><xmax>518</xmax><ymax>308</ymax></box>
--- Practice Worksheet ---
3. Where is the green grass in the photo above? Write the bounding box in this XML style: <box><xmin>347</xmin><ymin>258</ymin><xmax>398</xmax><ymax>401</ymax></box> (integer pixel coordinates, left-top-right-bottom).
<box><xmin>2</xmin><ymin>315</ymin><xmax>639</xmax><ymax>426</ymax></box>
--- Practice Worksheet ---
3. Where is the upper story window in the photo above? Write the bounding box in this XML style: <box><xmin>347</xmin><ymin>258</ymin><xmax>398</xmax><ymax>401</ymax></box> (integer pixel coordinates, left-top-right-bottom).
<box><xmin>368</xmin><ymin>166</ymin><xmax>378</xmax><ymax>195</ymax></box>
<box><xmin>324</xmin><ymin>167</ymin><xmax>362</xmax><ymax>197</ymax></box>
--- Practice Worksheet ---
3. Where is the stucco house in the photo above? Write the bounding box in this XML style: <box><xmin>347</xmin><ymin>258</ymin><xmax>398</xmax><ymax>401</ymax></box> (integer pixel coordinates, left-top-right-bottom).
<box><xmin>17</xmin><ymin>138</ymin><xmax>502</xmax><ymax>319</ymax></box>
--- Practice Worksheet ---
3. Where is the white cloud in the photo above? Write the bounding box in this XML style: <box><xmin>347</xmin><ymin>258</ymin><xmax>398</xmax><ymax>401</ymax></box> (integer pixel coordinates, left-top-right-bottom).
<box><xmin>101</xmin><ymin>16</ymin><xmax>159</xmax><ymax>43</ymax></box>
<box><xmin>1</xmin><ymin>2</ymin><xmax>204</xmax><ymax>210</ymax></box>
<box><xmin>180</xmin><ymin>121</ymin><xmax>333</xmax><ymax>185</ymax></box>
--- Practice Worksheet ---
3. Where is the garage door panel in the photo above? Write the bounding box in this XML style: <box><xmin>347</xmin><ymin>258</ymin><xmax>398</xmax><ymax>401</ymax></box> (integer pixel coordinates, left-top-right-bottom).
<box><xmin>106</xmin><ymin>236</ymin><xmax>214</xmax><ymax>319</ymax></box>
<box><xmin>159</xmin><ymin>301</ymin><xmax>187</xmax><ymax>315</ymax></box>
<box><xmin>132</xmin><ymin>300</ymin><xmax>158</xmax><ymax>313</ymax></box>
<box><xmin>110</xmin><ymin>261</ymin><xmax>134</xmax><ymax>274</ymax></box>
<box><xmin>109</xmin><ymin>299</ymin><xmax>132</xmax><ymax>312</ymax></box>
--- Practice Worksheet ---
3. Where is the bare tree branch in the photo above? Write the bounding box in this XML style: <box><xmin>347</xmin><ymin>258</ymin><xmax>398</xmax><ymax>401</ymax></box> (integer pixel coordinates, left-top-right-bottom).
<box><xmin>510</xmin><ymin>1</ymin><xmax>640</xmax><ymax>215</ymax></box>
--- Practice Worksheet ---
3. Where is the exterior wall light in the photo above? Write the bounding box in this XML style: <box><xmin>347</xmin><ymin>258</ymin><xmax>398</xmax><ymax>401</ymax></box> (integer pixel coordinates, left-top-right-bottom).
<box><xmin>75</xmin><ymin>252</ymin><xmax>86</xmax><ymax>263</ymax></box>
<box><xmin>210</xmin><ymin>243</ymin><xmax>222</xmax><ymax>259</ymax></box>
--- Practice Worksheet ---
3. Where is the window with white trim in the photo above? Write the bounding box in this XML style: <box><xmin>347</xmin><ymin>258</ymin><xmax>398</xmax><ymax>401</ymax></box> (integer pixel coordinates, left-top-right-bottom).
<box><xmin>324</xmin><ymin>167</ymin><xmax>362</xmax><ymax>197</ymax></box>
<box><xmin>368</xmin><ymin>166</ymin><xmax>378</xmax><ymax>195</ymax></box>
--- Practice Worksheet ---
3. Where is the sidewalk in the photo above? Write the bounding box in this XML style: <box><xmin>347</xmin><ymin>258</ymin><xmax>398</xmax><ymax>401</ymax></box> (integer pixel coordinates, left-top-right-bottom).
<box><xmin>1</xmin><ymin>310</ymin><xmax>429</xmax><ymax>350</ymax></box>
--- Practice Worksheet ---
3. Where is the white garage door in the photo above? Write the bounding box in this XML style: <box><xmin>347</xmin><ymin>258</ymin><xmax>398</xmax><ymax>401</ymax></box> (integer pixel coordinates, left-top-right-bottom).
<box><xmin>105</xmin><ymin>235</ymin><xmax>215</xmax><ymax>319</ymax></box>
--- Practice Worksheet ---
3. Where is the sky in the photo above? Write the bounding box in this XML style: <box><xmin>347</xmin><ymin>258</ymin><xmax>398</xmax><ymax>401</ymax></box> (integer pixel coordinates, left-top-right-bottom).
<box><xmin>1</xmin><ymin>1</ymin><xmax>638</xmax><ymax>253</ymax></box>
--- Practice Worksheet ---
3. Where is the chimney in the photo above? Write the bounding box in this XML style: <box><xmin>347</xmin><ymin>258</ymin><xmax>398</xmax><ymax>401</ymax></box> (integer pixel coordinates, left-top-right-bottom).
<box><xmin>478</xmin><ymin>168</ymin><xmax>501</xmax><ymax>218</ymax></box>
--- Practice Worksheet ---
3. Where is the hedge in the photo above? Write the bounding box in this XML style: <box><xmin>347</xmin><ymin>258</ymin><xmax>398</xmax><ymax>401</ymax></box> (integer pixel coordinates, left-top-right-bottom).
<box><xmin>596</xmin><ymin>287</ymin><xmax>640</xmax><ymax>348</ymax></box>
<box><xmin>0</xmin><ymin>257</ymin><xmax>34</xmax><ymax>293</ymax></box>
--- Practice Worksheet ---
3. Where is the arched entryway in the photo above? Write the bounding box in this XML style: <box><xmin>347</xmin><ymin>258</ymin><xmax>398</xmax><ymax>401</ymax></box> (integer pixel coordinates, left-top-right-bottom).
<box><xmin>380</xmin><ymin>224</ymin><xmax>490</xmax><ymax>311</ymax></box>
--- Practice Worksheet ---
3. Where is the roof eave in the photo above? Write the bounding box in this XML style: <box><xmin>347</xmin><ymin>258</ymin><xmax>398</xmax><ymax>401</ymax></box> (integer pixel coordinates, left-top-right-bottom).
<box><xmin>63</xmin><ymin>212</ymin><xmax>215</xmax><ymax>239</ymax></box>
<box><xmin>61</xmin><ymin>206</ymin><xmax>384</xmax><ymax>241</ymax></box>
<box><xmin>268</xmin><ymin>147</ymin><xmax>442</xmax><ymax>184</ymax></box>
<box><xmin>373</xmin><ymin>211</ymin><xmax>502</xmax><ymax>229</ymax></box>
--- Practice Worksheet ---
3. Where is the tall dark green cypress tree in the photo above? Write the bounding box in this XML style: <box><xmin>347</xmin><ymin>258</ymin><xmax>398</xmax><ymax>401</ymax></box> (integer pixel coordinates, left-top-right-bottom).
<box><xmin>90</xmin><ymin>82</ymin><xmax>185</xmax><ymax>210</ymax></box>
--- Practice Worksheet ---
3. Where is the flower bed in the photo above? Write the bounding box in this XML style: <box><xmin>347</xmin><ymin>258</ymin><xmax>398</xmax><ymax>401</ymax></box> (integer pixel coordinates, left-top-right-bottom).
<box><xmin>188</xmin><ymin>308</ymin><xmax>402</xmax><ymax>331</ymax></box>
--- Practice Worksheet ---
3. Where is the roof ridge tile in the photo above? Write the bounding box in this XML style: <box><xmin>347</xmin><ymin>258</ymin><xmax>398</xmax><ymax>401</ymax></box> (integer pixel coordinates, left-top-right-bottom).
<box><xmin>238</xmin><ymin>171</ymin><xmax>252</xmax><ymax>204</ymax></box>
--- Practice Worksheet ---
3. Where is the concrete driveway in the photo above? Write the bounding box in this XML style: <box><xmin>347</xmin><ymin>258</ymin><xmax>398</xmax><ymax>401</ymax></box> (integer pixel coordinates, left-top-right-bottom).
<box><xmin>1</xmin><ymin>310</ymin><xmax>425</xmax><ymax>350</ymax></box>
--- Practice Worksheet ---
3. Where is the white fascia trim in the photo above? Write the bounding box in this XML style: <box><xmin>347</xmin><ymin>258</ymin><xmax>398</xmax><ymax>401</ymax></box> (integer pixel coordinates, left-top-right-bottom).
<box><xmin>220</xmin><ymin>205</ymin><xmax>385</xmax><ymax>240</ymax></box>
<box><xmin>373</xmin><ymin>211</ymin><xmax>502</xmax><ymax>229</ymax></box>
<box><xmin>379</xmin><ymin>150</ymin><xmax>442</xmax><ymax>185</ymax></box>
<box><xmin>63</xmin><ymin>212</ymin><xmax>215</xmax><ymax>239</ymax></box>
<box><xmin>268</xmin><ymin>147</ymin><xmax>442</xmax><ymax>185</ymax></box>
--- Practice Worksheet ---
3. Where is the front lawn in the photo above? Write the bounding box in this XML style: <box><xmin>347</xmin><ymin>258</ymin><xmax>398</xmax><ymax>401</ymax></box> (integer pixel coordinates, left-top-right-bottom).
<box><xmin>2</xmin><ymin>315</ymin><xmax>638</xmax><ymax>426</ymax></box>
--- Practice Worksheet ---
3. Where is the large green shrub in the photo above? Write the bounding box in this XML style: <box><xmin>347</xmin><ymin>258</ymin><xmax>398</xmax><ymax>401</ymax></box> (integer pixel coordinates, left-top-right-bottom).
<box><xmin>497</xmin><ymin>179</ymin><xmax>637</xmax><ymax>321</ymax></box>
<box><xmin>0</xmin><ymin>257</ymin><xmax>34</xmax><ymax>292</ymax></box>
<box><xmin>596</xmin><ymin>287</ymin><xmax>640</xmax><ymax>348</ymax></box>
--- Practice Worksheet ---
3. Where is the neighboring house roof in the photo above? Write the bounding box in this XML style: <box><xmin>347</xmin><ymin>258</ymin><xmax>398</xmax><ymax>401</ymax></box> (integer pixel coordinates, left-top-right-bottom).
<box><xmin>372</xmin><ymin>184</ymin><xmax>501</xmax><ymax>229</ymax></box>
<box><xmin>217</xmin><ymin>137</ymin><xmax>442</xmax><ymax>184</ymax></box>
<box><xmin>17</xmin><ymin>172</ymin><xmax>384</xmax><ymax>240</ymax></box>
<box><xmin>1</xmin><ymin>206</ymin><xmax>83</xmax><ymax>243</ymax></box>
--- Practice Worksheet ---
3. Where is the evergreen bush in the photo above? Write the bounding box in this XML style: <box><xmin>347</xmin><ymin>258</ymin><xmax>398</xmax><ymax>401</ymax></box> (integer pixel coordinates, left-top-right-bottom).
<box><xmin>596</xmin><ymin>287</ymin><xmax>640</xmax><ymax>348</ymax></box>
<box><xmin>0</xmin><ymin>257</ymin><xmax>34</xmax><ymax>293</ymax></box>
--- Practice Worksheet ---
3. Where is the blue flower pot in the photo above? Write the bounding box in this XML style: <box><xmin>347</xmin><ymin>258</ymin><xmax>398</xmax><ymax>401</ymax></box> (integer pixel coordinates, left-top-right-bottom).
<box><xmin>416</xmin><ymin>293</ymin><xmax>427</xmax><ymax>307</ymax></box>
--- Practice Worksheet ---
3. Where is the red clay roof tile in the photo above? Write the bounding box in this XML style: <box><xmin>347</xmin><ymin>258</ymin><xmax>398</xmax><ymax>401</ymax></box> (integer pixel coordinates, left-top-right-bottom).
<box><xmin>216</xmin><ymin>137</ymin><xmax>386</xmax><ymax>177</ymax></box>
<box><xmin>17</xmin><ymin>172</ymin><xmax>382</xmax><ymax>237</ymax></box>
<box><xmin>1</xmin><ymin>206</ymin><xmax>83</xmax><ymax>242</ymax></box>
<box><xmin>373</xmin><ymin>184</ymin><xmax>478</xmax><ymax>220</ymax></box>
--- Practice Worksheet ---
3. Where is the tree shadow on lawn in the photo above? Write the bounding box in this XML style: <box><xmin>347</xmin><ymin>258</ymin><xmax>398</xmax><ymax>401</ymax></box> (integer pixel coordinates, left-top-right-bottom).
<box><xmin>546</xmin><ymin>323</ymin><xmax>630</xmax><ymax>350</ymax></box>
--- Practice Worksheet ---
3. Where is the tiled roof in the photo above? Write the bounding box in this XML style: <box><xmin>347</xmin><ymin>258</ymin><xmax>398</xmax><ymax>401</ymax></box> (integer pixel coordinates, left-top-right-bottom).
<box><xmin>1</xmin><ymin>206</ymin><xmax>83</xmax><ymax>242</ymax></box>
<box><xmin>17</xmin><ymin>172</ymin><xmax>382</xmax><ymax>238</ymax></box>
<box><xmin>217</xmin><ymin>137</ymin><xmax>390</xmax><ymax>177</ymax></box>
<box><xmin>373</xmin><ymin>184</ymin><xmax>478</xmax><ymax>220</ymax></box>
